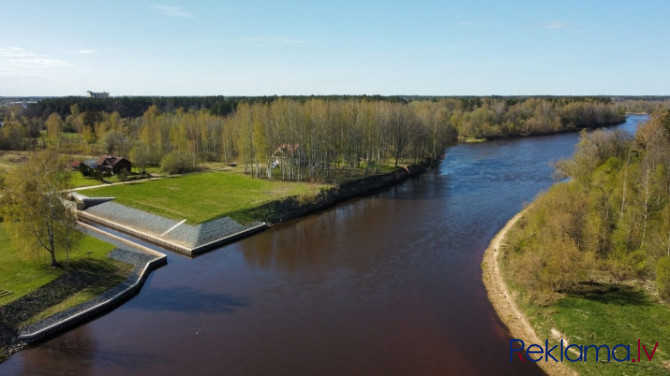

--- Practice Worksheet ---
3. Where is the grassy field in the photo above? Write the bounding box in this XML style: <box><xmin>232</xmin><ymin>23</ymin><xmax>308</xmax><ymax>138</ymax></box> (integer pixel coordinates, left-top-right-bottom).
<box><xmin>0</xmin><ymin>223</ymin><xmax>129</xmax><ymax>363</ymax></box>
<box><xmin>0</xmin><ymin>223</ymin><xmax>117</xmax><ymax>306</ymax></box>
<box><xmin>501</xmin><ymin>248</ymin><xmax>670</xmax><ymax>375</ymax></box>
<box><xmin>84</xmin><ymin>171</ymin><xmax>330</xmax><ymax>223</ymax></box>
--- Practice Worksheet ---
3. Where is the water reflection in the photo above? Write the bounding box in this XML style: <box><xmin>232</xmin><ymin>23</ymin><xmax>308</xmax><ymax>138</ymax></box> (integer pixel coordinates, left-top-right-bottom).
<box><xmin>130</xmin><ymin>286</ymin><xmax>250</xmax><ymax>314</ymax></box>
<box><xmin>19</xmin><ymin>328</ymin><xmax>96</xmax><ymax>376</ymax></box>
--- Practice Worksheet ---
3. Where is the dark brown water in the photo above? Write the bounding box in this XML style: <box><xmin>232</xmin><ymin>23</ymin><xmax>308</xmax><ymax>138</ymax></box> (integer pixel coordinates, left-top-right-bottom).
<box><xmin>0</xmin><ymin>116</ymin><xmax>647</xmax><ymax>376</ymax></box>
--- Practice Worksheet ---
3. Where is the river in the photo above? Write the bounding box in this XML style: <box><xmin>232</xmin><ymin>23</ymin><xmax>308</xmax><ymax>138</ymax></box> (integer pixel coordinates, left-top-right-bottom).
<box><xmin>0</xmin><ymin>115</ymin><xmax>648</xmax><ymax>376</ymax></box>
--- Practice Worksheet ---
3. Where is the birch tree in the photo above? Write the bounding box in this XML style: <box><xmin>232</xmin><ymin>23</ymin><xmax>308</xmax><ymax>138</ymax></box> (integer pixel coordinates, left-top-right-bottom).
<box><xmin>2</xmin><ymin>150</ymin><xmax>80</xmax><ymax>267</ymax></box>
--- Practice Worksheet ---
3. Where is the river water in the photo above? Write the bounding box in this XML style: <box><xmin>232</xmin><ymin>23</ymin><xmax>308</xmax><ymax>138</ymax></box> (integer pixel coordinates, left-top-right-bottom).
<box><xmin>0</xmin><ymin>115</ymin><xmax>647</xmax><ymax>376</ymax></box>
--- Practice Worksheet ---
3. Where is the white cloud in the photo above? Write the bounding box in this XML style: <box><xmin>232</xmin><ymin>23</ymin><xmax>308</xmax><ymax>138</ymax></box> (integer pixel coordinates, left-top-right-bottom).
<box><xmin>0</xmin><ymin>47</ymin><xmax>72</xmax><ymax>77</ymax></box>
<box><xmin>153</xmin><ymin>5</ymin><xmax>195</xmax><ymax>19</ymax></box>
<box><xmin>542</xmin><ymin>21</ymin><xmax>569</xmax><ymax>30</ymax></box>
<box><xmin>6</xmin><ymin>58</ymin><xmax>71</xmax><ymax>68</ymax></box>
<box><xmin>0</xmin><ymin>46</ymin><xmax>36</xmax><ymax>58</ymax></box>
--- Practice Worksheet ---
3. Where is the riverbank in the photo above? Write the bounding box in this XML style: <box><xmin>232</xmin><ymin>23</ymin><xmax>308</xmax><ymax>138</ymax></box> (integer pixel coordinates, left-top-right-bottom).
<box><xmin>0</xmin><ymin>224</ymin><xmax>166</xmax><ymax>364</ymax></box>
<box><xmin>464</xmin><ymin>118</ymin><xmax>629</xmax><ymax>143</ymax></box>
<box><xmin>233</xmin><ymin>158</ymin><xmax>442</xmax><ymax>224</ymax></box>
<box><xmin>79</xmin><ymin>158</ymin><xmax>442</xmax><ymax>256</ymax></box>
<box><xmin>481</xmin><ymin>206</ymin><xmax>576</xmax><ymax>376</ymax></box>
<box><xmin>483</xmin><ymin>206</ymin><xmax>670</xmax><ymax>376</ymax></box>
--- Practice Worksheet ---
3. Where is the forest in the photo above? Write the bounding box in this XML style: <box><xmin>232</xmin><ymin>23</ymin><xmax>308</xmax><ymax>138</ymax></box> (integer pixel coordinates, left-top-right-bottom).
<box><xmin>504</xmin><ymin>110</ymin><xmax>670</xmax><ymax>300</ymax></box>
<box><xmin>0</xmin><ymin>96</ymin><xmax>663</xmax><ymax>182</ymax></box>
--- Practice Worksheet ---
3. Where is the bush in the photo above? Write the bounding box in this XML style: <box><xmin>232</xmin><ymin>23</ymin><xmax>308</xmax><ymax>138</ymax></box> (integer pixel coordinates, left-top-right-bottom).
<box><xmin>118</xmin><ymin>169</ymin><xmax>129</xmax><ymax>182</ymax></box>
<box><xmin>160</xmin><ymin>151</ymin><xmax>196</xmax><ymax>174</ymax></box>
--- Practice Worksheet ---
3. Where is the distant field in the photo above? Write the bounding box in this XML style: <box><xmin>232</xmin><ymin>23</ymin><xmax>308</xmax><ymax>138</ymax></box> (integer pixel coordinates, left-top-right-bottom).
<box><xmin>84</xmin><ymin>172</ymin><xmax>330</xmax><ymax>223</ymax></box>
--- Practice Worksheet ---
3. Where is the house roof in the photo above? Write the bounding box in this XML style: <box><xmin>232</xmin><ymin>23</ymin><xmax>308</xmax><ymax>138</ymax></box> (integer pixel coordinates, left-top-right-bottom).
<box><xmin>272</xmin><ymin>143</ymin><xmax>300</xmax><ymax>157</ymax></box>
<box><xmin>95</xmin><ymin>156</ymin><xmax>129</xmax><ymax>167</ymax></box>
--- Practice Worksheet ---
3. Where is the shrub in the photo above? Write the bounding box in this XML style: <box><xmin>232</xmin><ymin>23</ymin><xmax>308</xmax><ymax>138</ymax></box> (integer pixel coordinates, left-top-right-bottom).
<box><xmin>160</xmin><ymin>151</ymin><xmax>196</xmax><ymax>174</ymax></box>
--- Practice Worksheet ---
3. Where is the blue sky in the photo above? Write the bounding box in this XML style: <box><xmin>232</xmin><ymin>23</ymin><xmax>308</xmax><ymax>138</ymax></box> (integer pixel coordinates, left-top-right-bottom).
<box><xmin>1</xmin><ymin>0</ymin><xmax>669</xmax><ymax>96</ymax></box>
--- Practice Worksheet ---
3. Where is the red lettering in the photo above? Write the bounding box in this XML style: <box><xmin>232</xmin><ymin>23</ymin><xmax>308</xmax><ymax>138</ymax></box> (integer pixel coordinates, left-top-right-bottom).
<box><xmin>642</xmin><ymin>342</ymin><xmax>659</xmax><ymax>361</ymax></box>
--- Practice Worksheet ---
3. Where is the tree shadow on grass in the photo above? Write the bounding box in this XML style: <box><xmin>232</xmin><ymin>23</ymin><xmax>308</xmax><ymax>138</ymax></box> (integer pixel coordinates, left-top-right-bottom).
<box><xmin>0</xmin><ymin>260</ymin><xmax>120</xmax><ymax>329</ymax></box>
<box><xmin>565</xmin><ymin>282</ymin><xmax>652</xmax><ymax>306</ymax></box>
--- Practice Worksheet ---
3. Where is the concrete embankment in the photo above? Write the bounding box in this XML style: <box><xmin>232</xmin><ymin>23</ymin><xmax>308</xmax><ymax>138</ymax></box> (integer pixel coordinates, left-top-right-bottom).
<box><xmin>77</xmin><ymin>209</ymin><xmax>267</xmax><ymax>257</ymax></box>
<box><xmin>249</xmin><ymin>158</ymin><xmax>442</xmax><ymax>224</ymax></box>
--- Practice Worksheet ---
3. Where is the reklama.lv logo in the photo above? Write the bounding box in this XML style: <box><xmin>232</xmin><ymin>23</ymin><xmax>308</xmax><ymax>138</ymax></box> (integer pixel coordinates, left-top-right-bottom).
<box><xmin>510</xmin><ymin>339</ymin><xmax>659</xmax><ymax>363</ymax></box>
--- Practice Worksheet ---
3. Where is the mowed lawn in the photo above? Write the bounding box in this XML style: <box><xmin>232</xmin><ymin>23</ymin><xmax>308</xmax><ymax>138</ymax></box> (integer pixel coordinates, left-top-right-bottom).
<box><xmin>84</xmin><ymin>172</ymin><xmax>330</xmax><ymax>223</ymax></box>
<box><xmin>0</xmin><ymin>223</ymin><xmax>116</xmax><ymax>306</ymax></box>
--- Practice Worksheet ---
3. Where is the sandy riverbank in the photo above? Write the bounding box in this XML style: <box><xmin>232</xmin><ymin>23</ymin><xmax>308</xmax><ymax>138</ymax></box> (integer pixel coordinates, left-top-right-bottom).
<box><xmin>481</xmin><ymin>207</ymin><xmax>576</xmax><ymax>376</ymax></box>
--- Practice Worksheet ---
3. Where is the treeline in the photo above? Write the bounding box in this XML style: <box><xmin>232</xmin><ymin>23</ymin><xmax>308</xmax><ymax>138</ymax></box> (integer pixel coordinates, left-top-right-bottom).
<box><xmin>22</xmin><ymin>95</ymin><xmax>409</xmax><ymax>119</ymax></box>
<box><xmin>24</xmin><ymin>96</ymin><xmax>239</xmax><ymax>119</ymax></box>
<box><xmin>0</xmin><ymin>96</ymin><xmax>639</xmax><ymax>181</ymax></box>
<box><xmin>505</xmin><ymin>111</ymin><xmax>670</xmax><ymax>300</ymax></box>
<box><xmin>449</xmin><ymin>97</ymin><xmax>625</xmax><ymax>139</ymax></box>
<box><xmin>612</xmin><ymin>96</ymin><xmax>670</xmax><ymax>114</ymax></box>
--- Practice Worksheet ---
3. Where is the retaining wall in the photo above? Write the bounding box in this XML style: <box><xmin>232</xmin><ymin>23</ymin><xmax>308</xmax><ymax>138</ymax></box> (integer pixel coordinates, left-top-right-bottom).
<box><xmin>252</xmin><ymin>158</ymin><xmax>441</xmax><ymax>223</ymax></box>
<box><xmin>18</xmin><ymin>249</ymin><xmax>167</xmax><ymax>345</ymax></box>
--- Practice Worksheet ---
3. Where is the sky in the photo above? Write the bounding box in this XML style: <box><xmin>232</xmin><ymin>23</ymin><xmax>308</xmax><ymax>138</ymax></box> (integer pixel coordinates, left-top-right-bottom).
<box><xmin>1</xmin><ymin>0</ymin><xmax>669</xmax><ymax>96</ymax></box>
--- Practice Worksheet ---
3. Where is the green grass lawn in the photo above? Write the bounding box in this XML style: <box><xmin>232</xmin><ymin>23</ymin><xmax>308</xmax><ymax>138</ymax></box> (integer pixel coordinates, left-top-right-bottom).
<box><xmin>84</xmin><ymin>171</ymin><xmax>330</xmax><ymax>223</ymax></box>
<box><xmin>0</xmin><ymin>223</ymin><xmax>116</xmax><ymax>306</ymax></box>
<box><xmin>508</xmin><ymin>279</ymin><xmax>670</xmax><ymax>375</ymax></box>
<box><xmin>70</xmin><ymin>171</ymin><xmax>103</xmax><ymax>188</ymax></box>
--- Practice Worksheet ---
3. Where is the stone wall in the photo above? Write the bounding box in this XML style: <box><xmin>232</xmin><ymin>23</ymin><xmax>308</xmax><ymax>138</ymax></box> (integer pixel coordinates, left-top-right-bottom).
<box><xmin>255</xmin><ymin>158</ymin><xmax>441</xmax><ymax>224</ymax></box>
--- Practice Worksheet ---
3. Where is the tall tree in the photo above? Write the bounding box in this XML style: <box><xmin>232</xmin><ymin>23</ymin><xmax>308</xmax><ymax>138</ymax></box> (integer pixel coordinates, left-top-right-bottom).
<box><xmin>45</xmin><ymin>113</ymin><xmax>63</xmax><ymax>149</ymax></box>
<box><xmin>2</xmin><ymin>150</ymin><xmax>81</xmax><ymax>267</ymax></box>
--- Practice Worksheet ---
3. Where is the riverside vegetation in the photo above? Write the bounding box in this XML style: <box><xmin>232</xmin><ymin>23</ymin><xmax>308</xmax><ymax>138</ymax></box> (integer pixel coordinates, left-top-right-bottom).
<box><xmin>499</xmin><ymin>111</ymin><xmax>670</xmax><ymax>375</ymax></box>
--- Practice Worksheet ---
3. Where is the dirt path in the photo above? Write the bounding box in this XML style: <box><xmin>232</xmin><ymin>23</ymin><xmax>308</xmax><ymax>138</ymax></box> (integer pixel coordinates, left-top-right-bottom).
<box><xmin>481</xmin><ymin>208</ymin><xmax>576</xmax><ymax>376</ymax></box>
